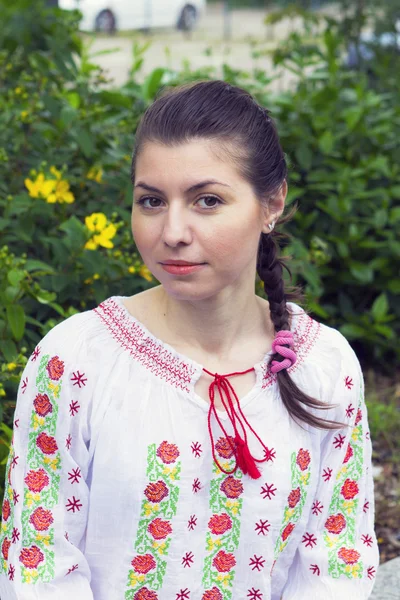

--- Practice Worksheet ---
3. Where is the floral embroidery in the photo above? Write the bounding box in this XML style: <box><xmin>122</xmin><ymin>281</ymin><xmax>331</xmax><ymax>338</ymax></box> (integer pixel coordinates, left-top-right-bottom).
<box><xmin>125</xmin><ymin>441</ymin><xmax>181</xmax><ymax>599</ymax></box>
<box><xmin>310</xmin><ymin>563</ymin><xmax>320</xmax><ymax>575</ymax></box>
<box><xmin>274</xmin><ymin>448</ymin><xmax>312</xmax><ymax>559</ymax></box>
<box><xmin>0</xmin><ymin>443</ymin><xmax>17</xmax><ymax>575</ymax></box>
<box><xmin>201</xmin><ymin>437</ymin><xmax>244</xmax><ymax>600</ymax></box>
<box><xmin>323</xmin><ymin>389</ymin><xmax>364</xmax><ymax>580</ymax></box>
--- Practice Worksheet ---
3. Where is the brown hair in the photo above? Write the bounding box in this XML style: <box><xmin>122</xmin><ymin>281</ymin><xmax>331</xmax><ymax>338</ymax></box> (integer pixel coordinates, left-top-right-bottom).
<box><xmin>131</xmin><ymin>79</ymin><xmax>344</xmax><ymax>431</ymax></box>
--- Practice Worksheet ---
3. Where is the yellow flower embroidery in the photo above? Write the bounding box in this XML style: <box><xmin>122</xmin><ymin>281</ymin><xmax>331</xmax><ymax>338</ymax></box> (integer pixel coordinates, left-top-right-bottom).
<box><xmin>129</xmin><ymin>573</ymin><xmax>145</xmax><ymax>587</ymax></box>
<box><xmin>33</xmin><ymin>414</ymin><xmax>45</xmax><ymax>431</ymax></box>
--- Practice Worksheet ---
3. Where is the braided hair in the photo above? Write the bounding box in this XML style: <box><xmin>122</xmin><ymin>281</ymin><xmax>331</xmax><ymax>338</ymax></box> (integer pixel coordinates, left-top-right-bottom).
<box><xmin>131</xmin><ymin>79</ymin><xmax>345</xmax><ymax>431</ymax></box>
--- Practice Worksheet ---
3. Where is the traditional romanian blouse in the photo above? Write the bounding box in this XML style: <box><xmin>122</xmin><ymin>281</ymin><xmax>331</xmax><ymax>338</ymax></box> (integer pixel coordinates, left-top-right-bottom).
<box><xmin>0</xmin><ymin>295</ymin><xmax>379</xmax><ymax>600</ymax></box>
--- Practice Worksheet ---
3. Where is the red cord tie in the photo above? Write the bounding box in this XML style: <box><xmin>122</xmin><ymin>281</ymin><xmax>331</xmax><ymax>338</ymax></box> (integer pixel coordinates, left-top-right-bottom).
<box><xmin>204</xmin><ymin>367</ymin><xmax>271</xmax><ymax>480</ymax></box>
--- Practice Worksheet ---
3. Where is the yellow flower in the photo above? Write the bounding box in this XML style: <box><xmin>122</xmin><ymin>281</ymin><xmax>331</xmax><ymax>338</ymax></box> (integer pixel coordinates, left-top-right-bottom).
<box><xmin>84</xmin><ymin>277</ymin><xmax>94</xmax><ymax>285</ymax></box>
<box><xmin>25</xmin><ymin>173</ymin><xmax>56</xmax><ymax>199</ymax></box>
<box><xmin>33</xmin><ymin>414</ymin><xmax>44</xmax><ymax>431</ymax></box>
<box><xmin>15</xmin><ymin>87</ymin><xmax>22</xmax><ymax>95</ymax></box>
<box><xmin>36</xmin><ymin>533</ymin><xmax>51</xmax><ymax>546</ymax></box>
<box><xmin>21</xmin><ymin>110</ymin><xmax>29</xmax><ymax>121</ymax></box>
<box><xmin>7</xmin><ymin>362</ymin><xmax>17</xmax><ymax>371</ymax></box>
<box><xmin>128</xmin><ymin>266</ymin><xmax>136</xmax><ymax>274</ymax></box>
<box><xmin>47</xmin><ymin>179</ymin><xmax>75</xmax><ymax>204</ymax></box>
<box><xmin>129</xmin><ymin>573</ymin><xmax>145</xmax><ymax>587</ymax></box>
<box><xmin>139</xmin><ymin>265</ymin><xmax>153</xmax><ymax>282</ymax></box>
<box><xmin>93</xmin><ymin>273</ymin><xmax>100</xmax><ymax>280</ymax></box>
<box><xmin>300</xmin><ymin>472</ymin><xmax>310</xmax><ymax>484</ymax></box>
<box><xmin>0</xmin><ymin>387</ymin><xmax>6</xmax><ymax>397</ymax></box>
<box><xmin>87</xmin><ymin>166</ymin><xmax>103</xmax><ymax>184</ymax></box>
<box><xmin>48</xmin><ymin>382</ymin><xmax>60</xmax><ymax>398</ymax></box>
<box><xmin>226</xmin><ymin>499</ymin><xmax>239</xmax><ymax>515</ymax></box>
<box><xmin>152</xmin><ymin>541</ymin><xmax>166</xmax><ymax>555</ymax></box>
<box><xmin>352</xmin><ymin>427</ymin><xmax>360</xmax><ymax>442</ymax></box>
<box><xmin>84</xmin><ymin>212</ymin><xmax>116</xmax><ymax>250</ymax></box>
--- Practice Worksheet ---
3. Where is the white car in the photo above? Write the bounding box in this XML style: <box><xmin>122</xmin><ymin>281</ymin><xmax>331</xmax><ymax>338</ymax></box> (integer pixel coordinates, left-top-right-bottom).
<box><xmin>59</xmin><ymin>0</ymin><xmax>206</xmax><ymax>33</ymax></box>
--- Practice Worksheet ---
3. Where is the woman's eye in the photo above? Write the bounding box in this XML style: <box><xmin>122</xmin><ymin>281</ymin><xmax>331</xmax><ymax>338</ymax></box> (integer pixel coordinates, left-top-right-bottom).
<box><xmin>136</xmin><ymin>196</ymin><xmax>222</xmax><ymax>210</ymax></box>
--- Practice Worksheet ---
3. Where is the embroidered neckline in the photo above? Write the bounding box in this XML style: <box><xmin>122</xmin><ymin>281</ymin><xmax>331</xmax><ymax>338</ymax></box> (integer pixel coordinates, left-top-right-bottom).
<box><xmin>94</xmin><ymin>295</ymin><xmax>321</xmax><ymax>396</ymax></box>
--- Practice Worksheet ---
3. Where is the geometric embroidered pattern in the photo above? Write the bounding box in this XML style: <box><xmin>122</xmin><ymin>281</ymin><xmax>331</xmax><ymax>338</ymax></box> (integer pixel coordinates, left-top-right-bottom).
<box><xmin>274</xmin><ymin>448</ymin><xmax>312</xmax><ymax>563</ymax></box>
<box><xmin>201</xmin><ymin>437</ymin><xmax>245</xmax><ymax>600</ymax></box>
<box><xmin>125</xmin><ymin>441</ymin><xmax>181</xmax><ymax>599</ymax></box>
<box><xmin>323</xmin><ymin>381</ymin><xmax>364</xmax><ymax>580</ymax></box>
<box><xmin>20</xmin><ymin>354</ymin><xmax>64</xmax><ymax>583</ymax></box>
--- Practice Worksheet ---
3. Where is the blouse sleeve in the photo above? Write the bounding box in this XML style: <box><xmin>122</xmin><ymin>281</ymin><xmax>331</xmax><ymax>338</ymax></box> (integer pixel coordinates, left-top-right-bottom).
<box><xmin>281</xmin><ymin>336</ymin><xmax>379</xmax><ymax>600</ymax></box>
<box><xmin>0</xmin><ymin>323</ymin><xmax>94</xmax><ymax>599</ymax></box>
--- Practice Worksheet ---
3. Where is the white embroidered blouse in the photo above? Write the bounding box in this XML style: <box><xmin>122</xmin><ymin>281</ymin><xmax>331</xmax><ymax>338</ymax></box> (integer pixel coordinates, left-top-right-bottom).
<box><xmin>0</xmin><ymin>295</ymin><xmax>379</xmax><ymax>600</ymax></box>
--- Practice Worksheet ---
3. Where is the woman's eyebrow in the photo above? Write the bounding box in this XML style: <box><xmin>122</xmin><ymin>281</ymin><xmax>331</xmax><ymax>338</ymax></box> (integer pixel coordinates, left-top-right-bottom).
<box><xmin>134</xmin><ymin>180</ymin><xmax>231</xmax><ymax>194</ymax></box>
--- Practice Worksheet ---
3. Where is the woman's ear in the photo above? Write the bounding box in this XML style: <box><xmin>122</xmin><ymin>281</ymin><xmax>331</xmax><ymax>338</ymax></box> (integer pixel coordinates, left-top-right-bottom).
<box><xmin>262</xmin><ymin>180</ymin><xmax>287</xmax><ymax>233</ymax></box>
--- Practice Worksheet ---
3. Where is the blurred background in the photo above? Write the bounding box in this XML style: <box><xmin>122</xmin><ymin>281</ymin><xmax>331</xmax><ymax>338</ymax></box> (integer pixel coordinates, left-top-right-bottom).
<box><xmin>0</xmin><ymin>0</ymin><xmax>399</xmax><ymax>583</ymax></box>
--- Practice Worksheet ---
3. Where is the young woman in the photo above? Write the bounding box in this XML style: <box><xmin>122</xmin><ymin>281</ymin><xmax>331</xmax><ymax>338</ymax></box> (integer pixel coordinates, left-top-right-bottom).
<box><xmin>0</xmin><ymin>80</ymin><xmax>379</xmax><ymax>599</ymax></box>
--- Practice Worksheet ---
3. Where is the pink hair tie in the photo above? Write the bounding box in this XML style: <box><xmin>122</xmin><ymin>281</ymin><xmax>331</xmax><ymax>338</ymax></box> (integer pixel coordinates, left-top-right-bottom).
<box><xmin>270</xmin><ymin>330</ymin><xmax>297</xmax><ymax>374</ymax></box>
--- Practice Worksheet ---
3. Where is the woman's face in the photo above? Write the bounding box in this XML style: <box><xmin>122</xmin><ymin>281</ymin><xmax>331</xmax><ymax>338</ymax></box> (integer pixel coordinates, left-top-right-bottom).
<box><xmin>131</xmin><ymin>139</ymin><xmax>285</xmax><ymax>301</ymax></box>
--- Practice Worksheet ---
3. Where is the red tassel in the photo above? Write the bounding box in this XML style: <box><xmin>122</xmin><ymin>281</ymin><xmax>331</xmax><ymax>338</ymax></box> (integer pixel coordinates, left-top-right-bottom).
<box><xmin>235</xmin><ymin>434</ymin><xmax>262</xmax><ymax>479</ymax></box>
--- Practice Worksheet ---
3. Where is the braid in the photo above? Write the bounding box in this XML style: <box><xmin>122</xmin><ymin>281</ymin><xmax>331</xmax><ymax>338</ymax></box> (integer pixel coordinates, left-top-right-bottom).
<box><xmin>257</xmin><ymin>228</ymin><xmax>347</xmax><ymax>431</ymax></box>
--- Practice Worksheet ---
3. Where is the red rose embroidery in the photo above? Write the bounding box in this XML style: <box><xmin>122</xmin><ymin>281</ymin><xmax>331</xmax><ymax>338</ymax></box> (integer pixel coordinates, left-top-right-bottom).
<box><xmin>144</xmin><ymin>481</ymin><xmax>169</xmax><ymax>503</ymax></box>
<box><xmin>355</xmin><ymin>408</ymin><xmax>362</xmax><ymax>425</ymax></box>
<box><xmin>133</xmin><ymin>588</ymin><xmax>158</xmax><ymax>600</ymax></box>
<box><xmin>29</xmin><ymin>507</ymin><xmax>54</xmax><ymax>531</ymax></box>
<box><xmin>208</xmin><ymin>513</ymin><xmax>232</xmax><ymax>535</ymax></box>
<box><xmin>156</xmin><ymin>441</ymin><xmax>180</xmax><ymax>464</ymax></box>
<box><xmin>215</xmin><ymin>436</ymin><xmax>236</xmax><ymax>459</ymax></box>
<box><xmin>282</xmin><ymin>522</ymin><xmax>295</xmax><ymax>541</ymax></box>
<box><xmin>338</xmin><ymin>547</ymin><xmax>361</xmax><ymax>565</ymax></box>
<box><xmin>325</xmin><ymin>513</ymin><xmax>346</xmax><ymax>534</ymax></box>
<box><xmin>24</xmin><ymin>468</ymin><xmax>50</xmax><ymax>493</ymax></box>
<box><xmin>2</xmin><ymin>499</ymin><xmax>11</xmax><ymax>522</ymax></box>
<box><xmin>19</xmin><ymin>545</ymin><xmax>45</xmax><ymax>569</ymax></box>
<box><xmin>46</xmin><ymin>356</ymin><xmax>64</xmax><ymax>381</ymax></box>
<box><xmin>202</xmin><ymin>588</ymin><xmax>223</xmax><ymax>600</ymax></box>
<box><xmin>220</xmin><ymin>476</ymin><xmax>243</xmax><ymax>499</ymax></box>
<box><xmin>341</xmin><ymin>479</ymin><xmax>359</xmax><ymax>500</ymax></box>
<box><xmin>296</xmin><ymin>448</ymin><xmax>311</xmax><ymax>471</ymax></box>
<box><xmin>33</xmin><ymin>394</ymin><xmax>53</xmax><ymax>417</ymax></box>
<box><xmin>2</xmin><ymin>538</ymin><xmax>11</xmax><ymax>560</ymax></box>
<box><xmin>147</xmin><ymin>518</ymin><xmax>172</xmax><ymax>540</ymax></box>
<box><xmin>288</xmin><ymin>487</ymin><xmax>301</xmax><ymax>508</ymax></box>
<box><xmin>212</xmin><ymin>550</ymin><xmax>236</xmax><ymax>572</ymax></box>
<box><xmin>36</xmin><ymin>432</ymin><xmax>58</xmax><ymax>455</ymax></box>
<box><xmin>131</xmin><ymin>554</ymin><xmax>156</xmax><ymax>574</ymax></box>
<box><xmin>343</xmin><ymin>444</ymin><xmax>353</xmax><ymax>464</ymax></box>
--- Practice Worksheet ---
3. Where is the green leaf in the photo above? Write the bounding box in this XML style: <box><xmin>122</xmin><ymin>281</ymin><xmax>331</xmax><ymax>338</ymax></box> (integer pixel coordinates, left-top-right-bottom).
<box><xmin>0</xmin><ymin>340</ymin><xmax>18</xmax><ymax>362</ymax></box>
<box><xmin>371</xmin><ymin>293</ymin><xmax>389</xmax><ymax>322</ymax></box>
<box><xmin>7</xmin><ymin>269</ymin><xmax>25</xmax><ymax>287</ymax></box>
<box><xmin>6</xmin><ymin>305</ymin><xmax>25</xmax><ymax>341</ymax></box>
<box><xmin>340</xmin><ymin>324</ymin><xmax>365</xmax><ymax>339</ymax></box>
<box><xmin>34</xmin><ymin>290</ymin><xmax>57</xmax><ymax>304</ymax></box>
<box><xmin>25</xmin><ymin>260</ymin><xmax>55</xmax><ymax>274</ymax></box>
<box><xmin>350</xmin><ymin>263</ymin><xmax>374</xmax><ymax>284</ymax></box>
<box><xmin>294</xmin><ymin>143</ymin><xmax>313</xmax><ymax>171</ymax></box>
<box><xmin>75</xmin><ymin>128</ymin><xmax>95</xmax><ymax>158</ymax></box>
<box><xmin>318</xmin><ymin>130</ymin><xmax>334</xmax><ymax>154</ymax></box>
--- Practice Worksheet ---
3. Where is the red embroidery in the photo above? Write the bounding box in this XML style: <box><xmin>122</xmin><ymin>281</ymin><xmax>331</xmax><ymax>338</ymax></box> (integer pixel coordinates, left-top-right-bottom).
<box><xmin>2</xmin><ymin>538</ymin><xmax>11</xmax><ymax>560</ymax></box>
<box><xmin>249</xmin><ymin>555</ymin><xmax>265</xmax><ymax>571</ymax></box>
<box><xmin>192</xmin><ymin>478</ymin><xmax>201</xmax><ymax>493</ymax></box>
<box><xmin>8</xmin><ymin>564</ymin><xmax>15</xmax><ymax>580</ymax></box>
<box><xmin>361</xmin><ymin>534</ymin><xmax>374</xmax><ymax>547</ymax></box>
<box><xmin>311</xmin><ymin>500</ymin><xmax>323</xmax><ymax>515</ymax></box>
<box><xmin>355</xmin><ymin>408</ymin><xmax>362</xmax><ymax>425</ymax></box>
<box><xmin>340</xmin><ymin>479</ymin><xmax>359</xmax><ymax>500</ymax></box>
<box><xmin>191</xmin><ymin>442</ymin><xmax>202</xmax><ymax>458</ymax></box>
<box><xmin>25</xmin><ymin>469</ymin><xmax>49</xmax><ymax>492</ymax></box>
<box><xmin>133</xmin><ymin>589</ymin><xmax>158</xmax><ymax>600</ymax></box>
<box><xmin>296</xmin><ymin>448</ymin><xmax>311</xmax><ymax>471</ymax></box>
<box><xmin>148</xmin><ymin>518</ymin><xmax>172</xmax><ymax>540</ymax></box>
<box><xmin>156</xmin><ymin>441</ymin><xmax>180</xmax><ymax>464</ymax></box>
<box><xmin>345</xmin><ymin>403</ymin><xmax>355</xmax><ymax>418</ymax></box>
<box><xmin>46</xmin><ymin>356</ymin><xmax>64</xmax><ymax>381</ymax></box>
<box><xmin>202</xmin><ymin>588</ymin><xmax>222</xmax><ymax>600</ymax></box>
<box><xmin>344</xmin><ymin>376</ymin><xmax>353</xmax><ymax>389</ymax></box>
<box><xmin>29</xmin><ymin>507</ymin><xmax>54</xmax><ymax>531</ymax></box>
<box><xmin>367</xmin><ymin>566</ymin><xmax>376</xmax><ymax>579</ymax></box>
<box><xmin>263</xmin><ymin>447</ymin><xmax>276</xmax><ymax>462</ymax></box>
<box><xmin>363</xmin><ymin>501</ymin><xmax>370</xmax><ymax>513</ymax></box>
<box><xmin>11</xmin><ymin>527</ymin><xmax>20</xmax><ymax>543</ymax></box>
<box><xmin>302</xmin><ymin>532</ymin><xmax>317</xmax><ymax>548</ymax></box>
<box><xmin>215</xmin><ymin>436</ymin><xmax>235</xmax><ymax>459</ymax></box>
<box><xmin>247</xmin><ymin>590</ymin><xmax>262</xmax><ymax>600</ymax></box>
<box><xmin>68</xmin><ymin>468</ymin><xmax>82</xmax><ymax>484</ymax></box>
<box><xmin>71</xmin><ymin>371</ymin><xmax>87</xmax><ymax>388</ymax></box>
<box><xmin>333</xmin><ymin>434</ymin><xmax>346</xmax><ymax>449</ymax></box>
<box><xmin>14</xmin><ymin>418</ymin><xmax>19</xmax><ymax>428</ymax></box>
<box><xmin>212</xmin><ymin>550</ymin><xmax>236</xmax><ymax>572</ymax></box>
<box><xmin>260</xmin><ymin>482</ymin><xmax>277</xmax><ymax>500</ymax></box>
<box><xmin>69</xmin><ymin>400</ymin><xmax>80</xmax><ymax>417</ymax></box>
<box><xmin>288</xmin><ymin>487</ymin><xmax>301</xmax><ymax>508</ymax></box>
<box><xmin>255</xmin><ymin>519</ymin><xmax>270</xmax><ymax>535</ymax></box>
<box><xmin>36</xmin><ymin>432</ymin><xmax>58</xmax><ymax>455</ymax></box>
<box><xmin>31</xmin><ymin>346</ymin><xmax>41</xmax><ymax>361</ymax></box>
<box><xmin>12</xmin><ymin>490</ymin><xmax>19</xmax><ymax>505</ymax></box>
<box><xmin>66</xmin><ymin>564</ymin><xmax>79</xmax><ymax>576</ymax></box>
<box><xmin>19</xmin><ymin>545</ymin><xmax>44</xmax><ymax>568</ymax></box>
<box><xmin>322</xmin><ymin>467</ymin><xmax>332</xmax><ymax>482</ymax></box>
<box><xmin>343</xmin><ymin>444</ymin><xmax>353</xmax><ymax>464</ymax></box>
<box><xmin>182</xmin><ymin>552</ymin><xmax>194</xmax><ymax>568</ymax></box>
<box><xmin>33</xmin><ymin>394</ymin><xmax>53</xmax><ymax>417</ymax></box>
<box><xmin>220</xmin><ymin>475</ymin><xmax>243</xmax><ymax>499</ymax></box>
<box><xmin>282</xmin><ymin>522</ymin><xmax>295</xmax><ymax>541</ymax></box>
<box><xmin>132</xmin><ymin>554</ymin><xmax>156</xmax><ymax>574</ymax></box>
<box><xmin>21</xmin><ymin>378</ymin><xmax>28</xmax><ymax>394</ymax></box>
<box><xmin>144</xmin><ymin>481</ymin><xmax>169</xmax><ymax>503</ymax></box>
<box><xmin>65</xmin><ymin>496</ymin><xmax>82</xmax><ymax>513</ymax></box>
<box><xmin>66</xmin><ymin>434</ymin><xmax>72</xmax><ymax>450</ymax></box>
<box><xmin>325</xmin><ymin>513</ymin><xmax>346</xmax><ymax>534</ymax></box>
<box><xmin>208</xmin><ymin>513</ymin><xmax>232</xmax><ymax>535</ymax></box>
<box><xmin>338</xmin><ymin>547</ymin><xmax>360</xmax><ymax>565</ymax></box>
<box><xmin>310</xmin><ymin>563</ymin><xmax>320</xmax><ymax>576</ymax></box>
<box><xmin>11</xmin><ymin>456</ymin><xmax>18</xmax><ymax>469</ymax></box>
<box><xmin>176</xmin><ymin>590</ymin><xmax>190</xmax><ymax>600</ymax></box>
<box><xmin>187</xmin><ymin>515</ymin><xmax>197</xmax><ymax>530</ymax></box>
